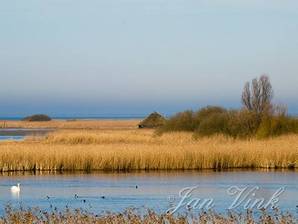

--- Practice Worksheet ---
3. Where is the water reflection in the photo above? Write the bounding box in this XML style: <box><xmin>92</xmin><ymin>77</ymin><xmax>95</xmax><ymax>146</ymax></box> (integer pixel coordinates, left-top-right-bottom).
<box><xmin>11</xmin><ymin>191</ymin><xmax>20</xmax><ymax>200</ymax></box>
<box><xmin>0</xmin><ymin>136</ymin><xmax>24</xmax><ymax>141</ymax></box>
<box><xmin>0</xmin><ymin>128</ymin><xmax>54</xmax><ymax>141</ymax></box>
<box><xmin>0</xmin><ymin>170</ymin><xmax>296</xmax><ymax>216</ymax></box>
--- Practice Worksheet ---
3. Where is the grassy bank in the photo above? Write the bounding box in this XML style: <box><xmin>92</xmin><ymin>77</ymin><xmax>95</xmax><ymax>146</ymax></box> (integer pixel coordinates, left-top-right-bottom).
<box><xmin>0</xmin><ymin>129</ymin><xmax>297</xmax><ymax>172</ymax></box>
<box><xmin>1</xmin><ymin>206</ymin><xmax>297</xmax><ymax>224</ymax></box>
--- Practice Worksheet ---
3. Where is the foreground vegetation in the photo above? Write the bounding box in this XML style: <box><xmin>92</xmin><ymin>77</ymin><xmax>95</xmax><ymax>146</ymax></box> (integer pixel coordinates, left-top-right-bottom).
<box><xmin>1</xmin><ymin>206</ymin><xmax>296</xmax><ymax>224</ymax></box>
<box><xmin>0</xmin><ymin>129</ymin><xmax>297</xmax><ymax>172</ymax></box>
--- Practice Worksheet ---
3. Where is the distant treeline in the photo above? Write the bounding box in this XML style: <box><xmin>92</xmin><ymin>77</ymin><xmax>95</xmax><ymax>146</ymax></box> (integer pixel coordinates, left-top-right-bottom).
<box><xmin>158</xmin><ymin>75</ymin><xmax>298</xmax><ymax>138</ymax></box>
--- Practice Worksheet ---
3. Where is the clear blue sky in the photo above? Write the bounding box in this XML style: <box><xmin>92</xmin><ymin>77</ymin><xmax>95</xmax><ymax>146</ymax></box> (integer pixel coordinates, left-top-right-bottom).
<box><xmin>1</xmin><ymin>0</ymin><xmax>298</xmax><ymax>117</ymax></box>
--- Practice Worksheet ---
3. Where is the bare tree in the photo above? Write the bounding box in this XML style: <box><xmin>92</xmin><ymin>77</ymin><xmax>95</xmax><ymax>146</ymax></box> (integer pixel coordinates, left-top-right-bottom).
<box><xmin>241</xmin><ymin>75</ymin><xmax>273</xmax><ymax>114</ymax></box>
<box><xmin>242</xmin><ymin>82</ymin><xmax>252</xmax><ymax>111</ymax></box>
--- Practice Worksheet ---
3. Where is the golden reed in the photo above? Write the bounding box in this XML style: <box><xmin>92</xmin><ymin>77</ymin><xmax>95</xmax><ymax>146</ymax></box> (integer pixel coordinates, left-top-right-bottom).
<box><xmin>0</xmin><ymin>128</ymin><xmax>297</xmax><ymax>172</ymax></box>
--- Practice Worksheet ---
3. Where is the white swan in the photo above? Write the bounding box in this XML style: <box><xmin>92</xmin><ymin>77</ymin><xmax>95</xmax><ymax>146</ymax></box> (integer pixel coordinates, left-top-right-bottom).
<box><xmin>11</xmin><ymin>183</ymin><xmax>21</xmax><ymax>193</ymax></box>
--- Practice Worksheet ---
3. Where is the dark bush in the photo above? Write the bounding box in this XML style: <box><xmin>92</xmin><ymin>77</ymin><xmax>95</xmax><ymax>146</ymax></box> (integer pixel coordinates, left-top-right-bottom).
<box><xmin>22</xmin><ymin>114</ymin><xmax>52</xmax><ymax>122</ymax></box>
<box><xmin>256</xmin><ymin>114</ymin><xmax>298</xmax><ymax>138</ymax></box>
<box><xmin>158</xmin><ymin>106</ymin><xmax>227</xmax><ymax>133</ymax></box>
<box><xmin>194</xmin><ymin>106</ymin><xmax>227</xmax><ymax>121</ymax></box>
<box><xmin>226</xmin><ymin>110</ymin><xmax>260</xmax><ymax>138</ymax></box>
<box><xmin>158</xmin><ymin>106</ymin><xmax>298</xmax><ymax>139</ymax></box>
<box><xmin>195</xmin><ymin>112</ymin><xmax>230</xmax><ymax>137</ymax></box>
<box><xmin>158</xmin><ymin>110</ymin><xmax>196</xmax><ymax>132</ymax></box>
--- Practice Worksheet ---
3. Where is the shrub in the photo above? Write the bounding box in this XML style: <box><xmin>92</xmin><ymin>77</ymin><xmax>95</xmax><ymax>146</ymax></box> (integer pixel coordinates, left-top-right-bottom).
<box><xmin>256</xmin><ymin>114</ymin><xmax>298</xmax><ymax>138</ymax></box>
<box><xmin>194</xmin><ymin>106</ymin><xmax>227</xmax><ymax>120</ymax></box>
<box><xmin>159</xmin><ymin>106</ymin><xmax>227</xmax><ymax>134</ymax></box>
<box><xmin>158</xmin><ymin>110</ymin><xmax>196</xmax><ymax>132</ymax></box>
<box><xmin>22</xmin><ymin>114</ymin><xmax>52</xmax><ymax>122</ymax></box>
<box><xmin>158</xmin><ymin>105</ymin><xmax>298</xmax><ymax>139</ymax></box>
<box><xmin>194</xmin><ymin>109</ymin><xmax>230</xmax><ymax>137</ymax></box>
<box><xmin>226</xmin><ymin>110</ymin><xmax>260</xmax><ymax>138</ymax></box>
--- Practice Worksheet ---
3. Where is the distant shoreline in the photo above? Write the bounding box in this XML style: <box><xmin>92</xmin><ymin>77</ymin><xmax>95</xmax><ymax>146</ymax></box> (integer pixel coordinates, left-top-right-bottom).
<box><xmin>0</xmin><ymin>113</ymin><xmax>296</xmax><ymax>121</ymax></box>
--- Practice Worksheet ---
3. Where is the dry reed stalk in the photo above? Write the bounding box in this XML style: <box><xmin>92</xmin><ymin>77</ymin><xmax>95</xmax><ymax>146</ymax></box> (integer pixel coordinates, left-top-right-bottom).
<box><xmin>0</xmin><ymin>130</ymin><xmax>297</xmax><ymax>172</ymax></box>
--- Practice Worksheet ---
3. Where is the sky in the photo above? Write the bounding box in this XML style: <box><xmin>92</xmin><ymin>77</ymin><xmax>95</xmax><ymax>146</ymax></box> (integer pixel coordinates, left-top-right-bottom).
<box><xmin>0</xmin><ymin>0</ymin><xmax>298</xmax><ymax>117</ymax></box>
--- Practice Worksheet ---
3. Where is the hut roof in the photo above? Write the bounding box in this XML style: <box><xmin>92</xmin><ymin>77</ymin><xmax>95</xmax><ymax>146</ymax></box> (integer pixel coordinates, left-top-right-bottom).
<box><xmin>138</xmin><ymin>112</ymin><xmax>166</xmax><ymax>128</ymax></box>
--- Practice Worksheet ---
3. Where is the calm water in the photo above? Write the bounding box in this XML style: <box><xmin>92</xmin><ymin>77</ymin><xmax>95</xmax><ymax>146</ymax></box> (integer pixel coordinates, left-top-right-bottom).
<box><xmin>0</xmin><ymin>128</ymin><xmax>54</xmax><ymax>141</ymax></box>
<box><xmin>0</xmin><ymin>171</ymin><xmax>297</xmax><ymax>215</ymax></box>
<box><xmin>0</xmin><ymin>136</ymin><xmax>24</xmax><ymax>141</ymax></box>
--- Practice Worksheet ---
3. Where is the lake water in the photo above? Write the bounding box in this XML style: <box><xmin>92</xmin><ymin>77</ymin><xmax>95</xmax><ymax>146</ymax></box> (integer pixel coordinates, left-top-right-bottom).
<box><xmin>0</xmin><ymin>136</ymin><xmax>25</xmax><ymax>141</ymax></box>
<box><xmin>0</xmin><ymin>128</ymin><xmax>53</xmax><ymax>141</ymax></box>
<box><xmin>0</xmin><ymin>170</ymin><xmax>297</xmax><ymax>216</ymax></box>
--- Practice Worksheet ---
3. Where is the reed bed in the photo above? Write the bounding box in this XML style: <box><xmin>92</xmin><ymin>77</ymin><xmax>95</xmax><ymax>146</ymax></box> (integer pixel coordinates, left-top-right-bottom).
<box><xmin>1</xmin><ymin>206</ymin><xmax>296</xmax><ymax>224</ymax></box>
<box><xmin>0</xmin><ymin>130</ymin><xmax>297</xmax><ymax>172</ymax></box>
<box><xmin>0</xmin><ymin>119</ymin><xmax>140</xmax><ymax>130</ymax></box>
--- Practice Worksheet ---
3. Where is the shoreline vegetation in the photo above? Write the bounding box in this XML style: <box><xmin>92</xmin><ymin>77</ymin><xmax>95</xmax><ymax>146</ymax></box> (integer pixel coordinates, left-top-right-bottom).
<box><xmin>1</xmin><ymin>206</ymin><xmax>297</xmax><ymax>224</ymax></box>
<box><xmin>0</xmin><ymin>123</ymin><xmax>297</xmax><ymax>172</ymax></box>
<box><xmin>158</xmin><ymin>76</ymin><xmax>298</xmax><ymax>138</ymax></box>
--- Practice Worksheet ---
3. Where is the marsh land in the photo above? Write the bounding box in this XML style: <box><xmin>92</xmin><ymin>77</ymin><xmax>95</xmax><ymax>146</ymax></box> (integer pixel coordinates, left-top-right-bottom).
<box><xmin>0</xmin><ymin>119</ymin><xmax>297</xmax><ymax>172</ymax></box>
